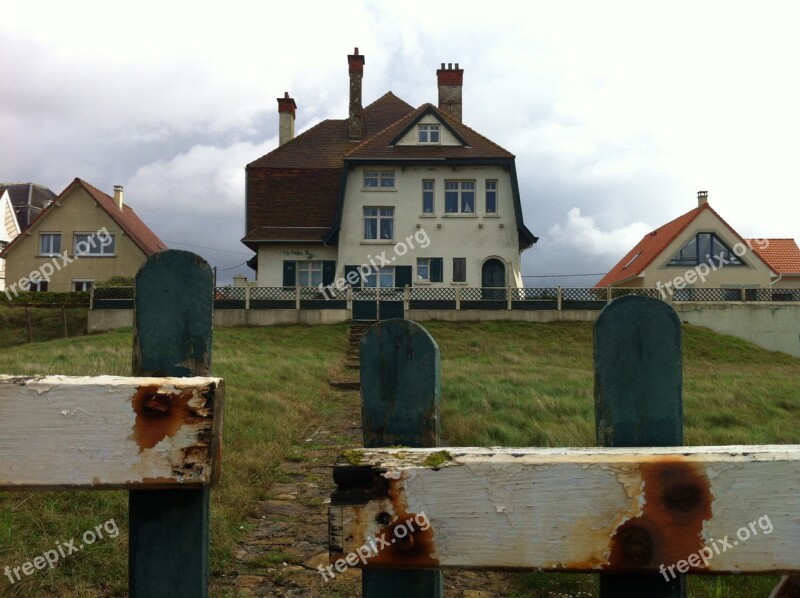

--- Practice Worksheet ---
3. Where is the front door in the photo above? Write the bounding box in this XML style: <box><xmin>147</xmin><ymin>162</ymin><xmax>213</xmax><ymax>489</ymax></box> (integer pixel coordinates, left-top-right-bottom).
<box><xmin>482</xmin><ymin>259</ymin><xmax>505</xmax><ymax>300</ymax></box>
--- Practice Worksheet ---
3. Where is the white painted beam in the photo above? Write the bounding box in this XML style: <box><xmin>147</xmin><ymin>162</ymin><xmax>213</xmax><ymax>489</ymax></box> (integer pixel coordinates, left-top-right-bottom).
<box><xmin>0</xmin><ymin>375</ymin><xmax>224</xmax><ymax>489</ymax></box>
<box><xmin>330</xmin><ymin>446</ymin><xmax>800</xmax><ymax>574</ymax></box>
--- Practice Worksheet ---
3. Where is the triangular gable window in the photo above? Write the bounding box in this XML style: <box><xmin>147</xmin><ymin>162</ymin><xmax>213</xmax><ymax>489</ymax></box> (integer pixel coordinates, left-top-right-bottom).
<box><xmin>389</xmin><ymin>106</ymin><xmax>468</xmax><ymax>147</ymax></box>
<box><xmin>667</xmin><ymin>232</ymin><xmax>745</xmax><ymax>267</ymax></box>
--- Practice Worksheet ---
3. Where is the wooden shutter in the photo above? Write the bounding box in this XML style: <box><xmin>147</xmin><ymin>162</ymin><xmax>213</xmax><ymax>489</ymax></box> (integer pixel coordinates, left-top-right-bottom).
<box><xmin>322</xmin><ymin>261</ymin><xmax>336</xmax><ymax>286</ymax></box>
<box><xmin>282</xmin><ymin>261</ymin><xmax>296</xmax><ymax>287</ymax></box>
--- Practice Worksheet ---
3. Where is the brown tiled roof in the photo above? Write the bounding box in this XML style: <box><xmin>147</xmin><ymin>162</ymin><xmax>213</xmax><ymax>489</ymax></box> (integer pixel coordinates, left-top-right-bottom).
<box><xmin>244</xmin><ymin>168</ymin><xmax>341</xmax><ymax>246</ymax></box>
<box><xmin>247</xmin><ymin>92</ymin><xmax>415</xmax><ymax>169</ymax></box>
<box><xmin>345</xmin><ymin>103</ymin><xmax>514</xmax><ymax>160</ymax></box>
<box><xmin>77</xmin><ymin>179</ymin><xmax>167</xmax><ymax>255</ymax></box>
<box><xmin>0</xmin><ymin>178</ymin><xmax>166</xmax><ymax>258</ymax></box>
<box><xmin>245</xmin><ymin>93</ymin><xmax>416</xmax><ymax>242</ymax></box>
<box><xmin>747</xmin><ymin>239</ymin><xmax>800</xmax><ymax>275</ymax></box>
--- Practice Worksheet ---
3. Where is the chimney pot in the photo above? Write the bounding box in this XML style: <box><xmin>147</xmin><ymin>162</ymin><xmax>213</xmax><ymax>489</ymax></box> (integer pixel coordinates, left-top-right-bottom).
<box><xmin>113</xmin><ymin>185</ymin><xmax>124</xmax><ymax>210</ymax></box>
<box><xmin>697</xmin><ymin>190</ymin><xmax>708</xmax><ymax>207</ymax></box>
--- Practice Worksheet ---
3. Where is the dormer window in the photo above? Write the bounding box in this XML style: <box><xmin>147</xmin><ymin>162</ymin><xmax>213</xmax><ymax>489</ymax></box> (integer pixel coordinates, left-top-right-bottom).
<box><xmin>418</xmin><ymin>124</ymin><xmax>440</xmax><ymax>144</ymax></box>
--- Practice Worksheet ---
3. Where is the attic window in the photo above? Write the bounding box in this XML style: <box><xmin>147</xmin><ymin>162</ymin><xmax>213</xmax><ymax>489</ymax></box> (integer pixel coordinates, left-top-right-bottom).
<box><xmin>418</xmin><ymin>124</ymin><xmax>440</xmax><ymax>144</ymax></box>
<box><xmin>667</xmin><ymin>232</ymin><xmax>745</xmax><ymax>267</ymax></box>
<box><xmin>622</xmin><ymin>251</ymin><xmax>642</xmax><ymax>270</ymax></box>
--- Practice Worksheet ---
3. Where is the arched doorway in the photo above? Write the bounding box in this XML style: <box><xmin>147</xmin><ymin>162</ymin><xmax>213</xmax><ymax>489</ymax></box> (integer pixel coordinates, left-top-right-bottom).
<box><xmin>482</xmin><ymin>259</ymin><xmax>506</xmax><ymax>300</ymax></box>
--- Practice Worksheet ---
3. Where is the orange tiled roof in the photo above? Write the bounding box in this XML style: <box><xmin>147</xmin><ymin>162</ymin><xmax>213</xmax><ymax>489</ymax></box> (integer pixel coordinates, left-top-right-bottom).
<box><xmin>747</xmin><ymin>238</ymin><xmax>800</xmax><ymax>275</ymax></box>
<box><xmin>595</xmin><ymin>205</ymin><xmax>706</xmax><ymax>287</ymax></box>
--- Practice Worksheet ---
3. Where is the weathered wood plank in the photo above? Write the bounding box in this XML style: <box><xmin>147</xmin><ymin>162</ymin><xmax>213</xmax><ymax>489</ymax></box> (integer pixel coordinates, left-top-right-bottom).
<box><xmin>129</xmin><ymin>249</ymin><xmax>215</xmax><ymax>598</ymax></box>
<box><xmin>595</xmin><ymin>295</ymin><xmax>684</xmax><ymax>595</ymax></box>
<box><xmin>0</xmin><ymin>374</ymin><xmax>223</xmax><ymax>490</ymax></box>
<box><xmin>330</xmin><ymin>446</ymin><xmax>800</xmax><ymax>574</ymax></box>
<box><xmin>359</xmin><ymin>319</ymin><xmax>443</xmax><ymax>598</ymax></box>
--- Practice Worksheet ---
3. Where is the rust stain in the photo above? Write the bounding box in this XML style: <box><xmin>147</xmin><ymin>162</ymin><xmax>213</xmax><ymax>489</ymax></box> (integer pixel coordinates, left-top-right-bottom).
<box><xmin>362</xmin><ymin>476</ymin><xmax>439</xmax><ymax>568</ymax></box>
<box><xmin>605</xmin><ymin>456</ymin><xmax>713</xmax><ymax>572</ymax></box>
<box><xmin>130</xmin><ymin>384</ymin><xmax>212</xmax><ymax>452</ymax></box>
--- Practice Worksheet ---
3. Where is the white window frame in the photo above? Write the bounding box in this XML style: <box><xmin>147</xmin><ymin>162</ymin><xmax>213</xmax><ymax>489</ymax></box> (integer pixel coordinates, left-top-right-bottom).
<box><xmin>485</xmin><ymin>180</ymin><xmax>498</xmax><ymax>214</ymax></box>
<box><xmin>72</xmin><ymin>279</ymin><xmax>94</xmax><ymax>292</ymax></box>
<box><xmin>422</xmin><ymin>180</ymin><xmax>435</xmax><ymax>214</ymax></box>
<box><xmin>74</xmin><ymin>232</ymin><xmax>116</xmax><ymax>256</ymax></box>
<box><xmin>418</xmin><ymin>124</ymin><xmax>440</xmax><ymax>144</ymax></box>
<box><xmin>444</xmin><ymin>180</ymin><xmax>476</xmax><ymax>214</ymax></box>
<box><xmin>417</xmin><ymin>258</ymin><xmax>431</xmax><ymax>282</ymax></box>
<box><xmin>363</xmin><ymin>171</ymin><xmax>395</xmax><ymax>190</ymax></box>
<box><xmin>39</xmin><ymin>233</ymin><xmax>61</xmax><ymax>256</ymax></box>
<box><xmin>364</xmin><ymin>266</ymin><xmax>395</xmax><ymax>288</ymax></box>
<box><xmin>363</xmin><ymin>207</ymin><xmax>395</xmax><ymax>241</ymax></box>
<box><xmin>296</xmin><ymin>261</ymin><xmax>323</xmax><ymax>287</ymax></box>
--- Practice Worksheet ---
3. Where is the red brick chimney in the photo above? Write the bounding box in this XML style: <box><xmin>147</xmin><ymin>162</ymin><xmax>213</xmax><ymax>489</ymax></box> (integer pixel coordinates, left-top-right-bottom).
<box><xmin>437</xmin><ymin>62</ymin><xmax>463</xmax><ymax>122</ymax></box>
<box><xmin>348</xmin><ymin>47</ymin><xmax>365</xmax><ymax>140</ymax></box>
<box><xmin>277</xmin><ymin>92</ymin><xmax>297</xmax><ymax>146</ymax></box>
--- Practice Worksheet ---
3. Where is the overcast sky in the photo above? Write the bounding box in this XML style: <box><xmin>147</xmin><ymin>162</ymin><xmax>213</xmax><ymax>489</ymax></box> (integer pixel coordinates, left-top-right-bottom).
<box><xmin>2</xmin><ymin>1</ymin><xmax>799</xmax><ymax>286</ymax></box>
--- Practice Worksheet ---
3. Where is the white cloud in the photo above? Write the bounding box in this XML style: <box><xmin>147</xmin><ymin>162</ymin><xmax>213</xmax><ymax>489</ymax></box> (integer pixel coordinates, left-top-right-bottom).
<box><xmin>547</xmin><ymin>208</ymin><xmax>651</xmax><ymax>259</ymax></box>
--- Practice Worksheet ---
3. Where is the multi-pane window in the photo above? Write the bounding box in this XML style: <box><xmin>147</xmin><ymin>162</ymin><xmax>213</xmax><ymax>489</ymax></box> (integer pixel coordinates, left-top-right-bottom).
<box><xmin>364</xmin><ymin>266</ymin><xmax>395</xmax><ymax>288</ymax></box>
<box><xmin>667</xmin><ymin>233</ymin><xmax>744</xmax><ymax>267</ymax></box>
<box><xmin>29</xmin><ymin>281</ymin><xmax>48</xmax><ymax>292</ymax></box>
<box><xmin>364</xmin><ymin>171</ymin><xmax>395</xmax><ymax>189</ymax></box>
<box><xmin>422</xmin><ymin>180</ymin><xmax>434</xmax><ymax>214</ymax></box>
<box><xmin>485</xmin><ymin>180</ymin><xmax>497</xmax><ymax>213</ymax></box>
<box><xmin>453</xmin><ymin>257</ymin><xmax>466</xmax><ymax>283</ymax></box>
<box><xmin>417</xmin><ymin>258</ymin><xmax>430</xmax><ymax>281</ymax></box>
<box><xmin>74</xmin><ymin>232</ymin><xmax>116</xmax><ymax>256</ymax></box>
<box><xmin>297</xmin><ymin>261</ymin><xmax>323</xmax><ymax>287</ymax></box>
<box><xmin>444</xmin><ymin>181</ymin><xmax>475</xmax><ymax>213</ymax></box>
<box><xmin>418</xmin><ymin>124</ymin><xmax>440</xmax><ymax>144</ymax></box>
<box><xmin>363</xmin><ymin>207</ymin><xmax>394</xmax><ymax>240</ymax></box>
<box><xmin>39</xmin><ymin>233</ymin><xmax>61</xmax><ymax>255</ymax></box>
<box><xmin>72</xmin><ymin>280</ymin><xmax>94</xmax><ymax>292</ymax></box>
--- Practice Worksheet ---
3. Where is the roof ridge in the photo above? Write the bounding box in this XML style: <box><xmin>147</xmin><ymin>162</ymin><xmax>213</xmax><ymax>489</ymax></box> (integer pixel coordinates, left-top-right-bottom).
<box><xmin>345</xmin><ymin>105</ymin><xmax>422</xmax><ymax>156</ymax></box>
<box><xmin>247</xmin><ymin>117</ymin><xmax>343</xmax><ymax>167</ymax></box>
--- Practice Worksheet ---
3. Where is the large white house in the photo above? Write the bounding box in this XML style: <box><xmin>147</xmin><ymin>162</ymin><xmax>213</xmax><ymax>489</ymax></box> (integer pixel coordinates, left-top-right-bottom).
<box><xmin>243</xmin><ymin>48</ymin><xmax>536</xmax><ymax>293</ymax></box>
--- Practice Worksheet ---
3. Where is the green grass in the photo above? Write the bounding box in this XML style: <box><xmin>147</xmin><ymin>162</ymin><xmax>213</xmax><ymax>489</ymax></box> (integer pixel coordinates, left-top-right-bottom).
<box><xmin>0</xmin><ymin>304</ymin><xmax>88</xmax><ymax>348</ymax></box>
<box><xmin>1</xmin><ymin>321</ymin><xmax>798</xmax><ymax>597</ymax></box>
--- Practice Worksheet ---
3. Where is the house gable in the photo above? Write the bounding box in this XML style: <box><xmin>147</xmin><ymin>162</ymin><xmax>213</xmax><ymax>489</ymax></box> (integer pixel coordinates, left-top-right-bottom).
<box><xmin>597</xmin><ymin>200</ymin><xmax>774</xmax><ymax>289</ymax></box>
<box><xmin>391</xmin><ymin>107</ymin><xmax>468</xmax><ymax>147</ymax></box>
<box><xmin>1</xmin><ymin>179</ymin><xmax>166</xmax><ymax>293</ymax></box>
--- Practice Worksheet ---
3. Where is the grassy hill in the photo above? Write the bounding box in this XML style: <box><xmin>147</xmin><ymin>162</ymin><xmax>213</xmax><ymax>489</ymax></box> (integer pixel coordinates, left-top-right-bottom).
<box><xmin>0</xmin><ymin>303</ymin><xmax>88</xmax><ymax>347</ymax></box>
<box><xmin>0</xmin><ymin>321</ymin><xmax>797</xmax><ymax>597</ymax></box>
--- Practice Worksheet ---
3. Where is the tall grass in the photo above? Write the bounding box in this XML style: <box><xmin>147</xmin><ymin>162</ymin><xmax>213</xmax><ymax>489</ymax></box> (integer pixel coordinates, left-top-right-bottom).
<box><xmin>0</xmin><ymin>321</ymin><xmax>797</xmax><ymax>597</ymax></box>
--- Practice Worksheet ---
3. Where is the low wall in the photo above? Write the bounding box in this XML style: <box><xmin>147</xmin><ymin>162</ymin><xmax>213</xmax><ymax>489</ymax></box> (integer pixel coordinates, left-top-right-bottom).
<box><xmin>88</xmin><ymin>303</ymin><xmax>800</xmax><ymax>358</ymax></box>
<box><xmin>672</xmin><ymin>302</ymin><xmax>800</xmax><ymax>358</ymax></box>
<box><xmin>88</xmin><ymin>309</ymin><xmax>133</xmax><ymax>333</ymax></box>
<box><xmin>212</xmin><ymin>309</ymin><xmax>350</xmax><ymax>327</ymax></box>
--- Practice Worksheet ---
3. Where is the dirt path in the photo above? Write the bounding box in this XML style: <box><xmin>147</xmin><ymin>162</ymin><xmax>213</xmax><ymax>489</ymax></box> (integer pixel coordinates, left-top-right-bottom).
<box><xmin>220</xmin><ymin>369</ymin><xmax>518</xmax><ymax>597</ymax></box>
